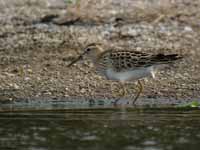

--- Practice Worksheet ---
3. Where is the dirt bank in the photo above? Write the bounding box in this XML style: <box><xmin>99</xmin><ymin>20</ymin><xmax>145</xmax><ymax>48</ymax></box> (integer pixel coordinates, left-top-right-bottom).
<box><xmin>0</xmin><ymin>0</ymin><xmax>200</xmax><ymax>105</ymax></box>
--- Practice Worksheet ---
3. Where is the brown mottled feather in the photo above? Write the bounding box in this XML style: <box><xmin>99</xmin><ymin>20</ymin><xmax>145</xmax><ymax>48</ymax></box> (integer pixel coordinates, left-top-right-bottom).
<box><xmin>96</xmin><ymin>50</ymin><xmax>182</xmax><ymax>73</ymax></box>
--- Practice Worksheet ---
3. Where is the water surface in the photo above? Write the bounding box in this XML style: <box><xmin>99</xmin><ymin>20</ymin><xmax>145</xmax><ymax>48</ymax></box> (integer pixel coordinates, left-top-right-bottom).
<box><xmin>0</xmin><ymin>107</ymin><xmax>200</xmax><ymax>150</ymax></box>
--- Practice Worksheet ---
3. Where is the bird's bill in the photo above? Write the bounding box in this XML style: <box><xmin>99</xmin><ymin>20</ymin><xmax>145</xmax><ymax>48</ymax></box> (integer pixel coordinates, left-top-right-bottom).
<box><xmin>67</xmin><ymin>51</ymin><xmax>87</xmax><ymax>67</ymax></box>
<box><xmin>67</xmin><ymin>55</ymin><xmax>83</xmax><ymax>67</ymax></box>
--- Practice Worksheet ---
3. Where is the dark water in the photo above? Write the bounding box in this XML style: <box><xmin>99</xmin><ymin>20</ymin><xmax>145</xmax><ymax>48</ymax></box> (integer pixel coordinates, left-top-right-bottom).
<box><xmin>0</xmin><ymin>108</ymin><xmax>200</xmax><ymax>150</ymax></box>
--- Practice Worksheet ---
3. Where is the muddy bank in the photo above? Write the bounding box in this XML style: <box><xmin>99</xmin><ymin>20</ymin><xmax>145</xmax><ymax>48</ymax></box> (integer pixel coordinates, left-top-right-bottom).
<box><xmin>0</xmin><ymin>0</ymin><xmax>200</xmax><ymax>105</ymax></box>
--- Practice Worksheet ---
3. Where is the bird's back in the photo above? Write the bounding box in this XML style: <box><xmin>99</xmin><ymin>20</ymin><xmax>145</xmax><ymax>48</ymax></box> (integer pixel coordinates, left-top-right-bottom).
<box><xmin>96</xmin><ymin>50</ymin><xmax>182</xmax><ymax>73</ymax></box>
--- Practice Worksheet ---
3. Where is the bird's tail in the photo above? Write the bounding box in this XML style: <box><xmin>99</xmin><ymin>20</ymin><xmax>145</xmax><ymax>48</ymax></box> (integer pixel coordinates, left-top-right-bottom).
<box><xmin>152</xmin><ymin>53</ymin><xmax>183</xmax><ymax>64</ymax></box>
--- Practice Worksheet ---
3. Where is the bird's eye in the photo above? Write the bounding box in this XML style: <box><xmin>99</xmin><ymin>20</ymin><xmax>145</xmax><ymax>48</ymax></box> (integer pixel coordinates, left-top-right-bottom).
<box><xmin>86</xmin><ymin>48</ymin><xmax>91</xmax><ymax>52</ymax></box>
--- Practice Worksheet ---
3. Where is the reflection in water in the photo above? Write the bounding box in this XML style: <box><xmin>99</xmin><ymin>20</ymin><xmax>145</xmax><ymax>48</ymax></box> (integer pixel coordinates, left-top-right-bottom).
<box><xmin>0</xmin><ymin>109</ymin><xmax>200</xmax><ymax>150</ymax></box>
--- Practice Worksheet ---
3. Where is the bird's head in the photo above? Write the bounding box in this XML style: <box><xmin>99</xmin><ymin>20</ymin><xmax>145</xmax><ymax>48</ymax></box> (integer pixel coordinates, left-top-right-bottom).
<box><xmin>67</xmin><ymin>43</ymin><xmax>104</xmax><ymax>67</ymax></box>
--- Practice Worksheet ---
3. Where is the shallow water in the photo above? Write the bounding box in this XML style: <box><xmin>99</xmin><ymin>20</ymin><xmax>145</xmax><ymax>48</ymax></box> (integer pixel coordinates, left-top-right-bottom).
<box><xmin>0</xmin><ymin>107</ymin><xmax>200</xmax><ymax>150</ymax></box>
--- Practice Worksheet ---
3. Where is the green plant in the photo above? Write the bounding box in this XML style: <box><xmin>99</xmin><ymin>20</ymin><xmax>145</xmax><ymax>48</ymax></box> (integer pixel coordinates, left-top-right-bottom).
<box><xmin>64</xmin><ymin>0</ymin><xmax>79</xmax><ymax>4</ymax></box>
<box><xmin>178</xmin><ymin>101</ymin><xmax>200</xmax><ymax>108</ymax></box>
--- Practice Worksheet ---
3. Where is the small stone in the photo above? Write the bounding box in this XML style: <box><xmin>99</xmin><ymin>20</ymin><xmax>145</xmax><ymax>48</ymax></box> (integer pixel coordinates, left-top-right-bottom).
<box><xmin>13</xmin><ymin>83</ymin><xmax>20</xmax><ymax>89</ymax></box>
<box><xmin>128</xmin><ymin>28</ymin><xmax>138</xmax><ymax>36</ymax></box>
<box><xmin>184</xmin><ymin>26</ymin><xmax>193</xmax><ymax>32</ymax></box>
<box><xmin>24</xmin><ymin>77</ymin><xmax>30</xmax><ymax>81</ymax></box>
<box><xmin>27</xmin><ymin>69</ymin><xmax>33</xmax><ymax>73</ymax></box>
<box><xmin>80</xmin><ymin>88</ymin><xmax>86</xmax><ymax>93</ymax></box>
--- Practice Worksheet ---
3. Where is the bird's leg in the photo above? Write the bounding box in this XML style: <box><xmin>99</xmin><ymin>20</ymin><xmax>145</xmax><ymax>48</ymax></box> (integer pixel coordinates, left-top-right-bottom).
<box><xmin>110</xmin><ymin>82</ymin><xmax>116</xmax><ymax>97</ymax></box>
<box><xmin>110</xmin><ymin>82</ymin><xmax>118</xmax><ymax>97</ymax></box>
<box><xmin>111</xmin><ymin>82</ymin><xmax>127</xmax><ymax>97</ymax></box>
<box><xmin>112</xmin><ymin>82</ymin><xmax>127</xmax><ymax>105</ymax></box>
<box><xmin>132</xmin><ymin>80</ymin><xmax>143</xmax><ymax>105</ymax></box>
<box><xmin>119</xmin><ymin>82</ymin><xmax>127</xmax><ymax>97</ymax></box>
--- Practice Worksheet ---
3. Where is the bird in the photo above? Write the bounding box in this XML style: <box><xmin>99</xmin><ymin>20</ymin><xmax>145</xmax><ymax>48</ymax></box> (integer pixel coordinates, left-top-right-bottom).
<box><xmin>67</xmin><ymin>43</ymin><xmax>183</xmax><ymax>105</ymax></box>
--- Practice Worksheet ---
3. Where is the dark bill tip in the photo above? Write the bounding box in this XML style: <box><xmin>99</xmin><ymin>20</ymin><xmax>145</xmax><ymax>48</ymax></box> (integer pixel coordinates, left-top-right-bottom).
<box><xmin>67</xmin><ymin>55</ymin><xmax>83</xmax><ymax>67</ymax></box>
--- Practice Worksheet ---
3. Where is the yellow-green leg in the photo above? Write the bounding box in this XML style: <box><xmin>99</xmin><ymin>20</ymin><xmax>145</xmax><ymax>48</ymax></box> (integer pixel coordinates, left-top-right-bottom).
<box><xmin>111</xmin><ymin>82</ymin><xmax>127</xmax><ymax>97</ymax></box>
<box><xmin>132</xmin><ymin>80</ymin><xmax>143</xmax><ymax>105</ymax></box>
<box><xmin>118</xmin><ymin>82</ymin><xmax>127</xmax><ymax>98</ymax></box>
<box><xmin>111</xmin><ymin>82</ymin><xmax>127</xmax><ymax>105</ymax></box>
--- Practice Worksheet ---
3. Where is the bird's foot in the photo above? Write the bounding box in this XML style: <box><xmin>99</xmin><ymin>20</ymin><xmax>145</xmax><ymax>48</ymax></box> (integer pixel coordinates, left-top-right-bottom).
<box><xmin>112</xmin><ymin>98</ymin><xmax>132</xmax><ymax>106</ymax></box>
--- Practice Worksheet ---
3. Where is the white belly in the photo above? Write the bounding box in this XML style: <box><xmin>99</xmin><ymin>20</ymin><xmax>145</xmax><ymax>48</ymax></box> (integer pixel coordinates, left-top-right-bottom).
<box><xmin>105</xmin><ymin>67</ymin><xmax>154</xmax><ymax>82</ymax></box>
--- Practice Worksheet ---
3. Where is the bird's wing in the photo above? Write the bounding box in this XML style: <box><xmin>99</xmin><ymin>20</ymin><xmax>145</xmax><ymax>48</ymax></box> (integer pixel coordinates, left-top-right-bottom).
<box><xmin>109</xmin><ymin>50</ymin><xmax>153</xmax><ymax>72</ymax></box>
<box><xmin>109</xmin><ymin>51</ymin><xmax>182</xmax><ymax>72</ymax></box>
<box><xmin>97</xmin><ymin>50</ymin><xmax>182</xmax><ymax>73</ymax></box>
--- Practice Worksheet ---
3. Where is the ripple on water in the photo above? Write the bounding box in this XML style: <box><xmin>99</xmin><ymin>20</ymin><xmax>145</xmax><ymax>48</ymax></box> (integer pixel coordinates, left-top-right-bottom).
<box><xmin>0</xmin><ymin>100</ymin><xmax>200</xmax><ymax>150</ymax></box>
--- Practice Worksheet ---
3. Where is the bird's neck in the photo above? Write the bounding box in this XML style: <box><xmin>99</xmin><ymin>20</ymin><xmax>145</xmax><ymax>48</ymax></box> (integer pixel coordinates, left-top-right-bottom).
<box><xmin>90</xmin><ymin>52</ymin><xmax>102</xmax><ymax>63</ymax></box>
<box><xmin>92</xmin><ymin>50</ymin><xmax>110</xmax><ymax>65</ymax></box>
<box><xmin>90</xmin><ymin>47</ymin><xmax>106</xmax><ymax>63</ymax></box>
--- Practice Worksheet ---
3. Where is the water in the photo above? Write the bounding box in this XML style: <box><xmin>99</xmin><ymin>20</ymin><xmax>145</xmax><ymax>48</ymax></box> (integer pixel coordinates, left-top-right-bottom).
<box><xmin>0</xmin><ymin>107</ymin><xmax>200</xmax><ymax>150</ymax></box>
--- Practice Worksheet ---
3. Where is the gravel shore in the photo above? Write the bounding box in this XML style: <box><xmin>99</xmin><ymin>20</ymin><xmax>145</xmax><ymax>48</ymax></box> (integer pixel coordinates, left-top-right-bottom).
<box><xmin>0</xmin><ymin>0</ymin><xmax>200</xmax><ymax>105</ymax></box>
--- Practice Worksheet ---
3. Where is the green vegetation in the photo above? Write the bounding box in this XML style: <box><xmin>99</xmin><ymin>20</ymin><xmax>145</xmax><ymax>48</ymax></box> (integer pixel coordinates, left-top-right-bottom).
<box><xmin>178</xmin><ymin>101</ymin><xmax>200</xmax><ymax>108</ymax></box>
<box><xmin>64</xmin><ymin>0</ymin><xmax>78</xmax><ymax>4</ymax></box>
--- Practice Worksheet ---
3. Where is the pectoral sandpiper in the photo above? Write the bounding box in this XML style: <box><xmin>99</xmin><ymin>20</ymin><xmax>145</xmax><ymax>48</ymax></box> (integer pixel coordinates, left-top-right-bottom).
<box><xmin>68</xmin><ymin>43</ymin><xmax>183</xmax><ymax>105</ymax></box>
